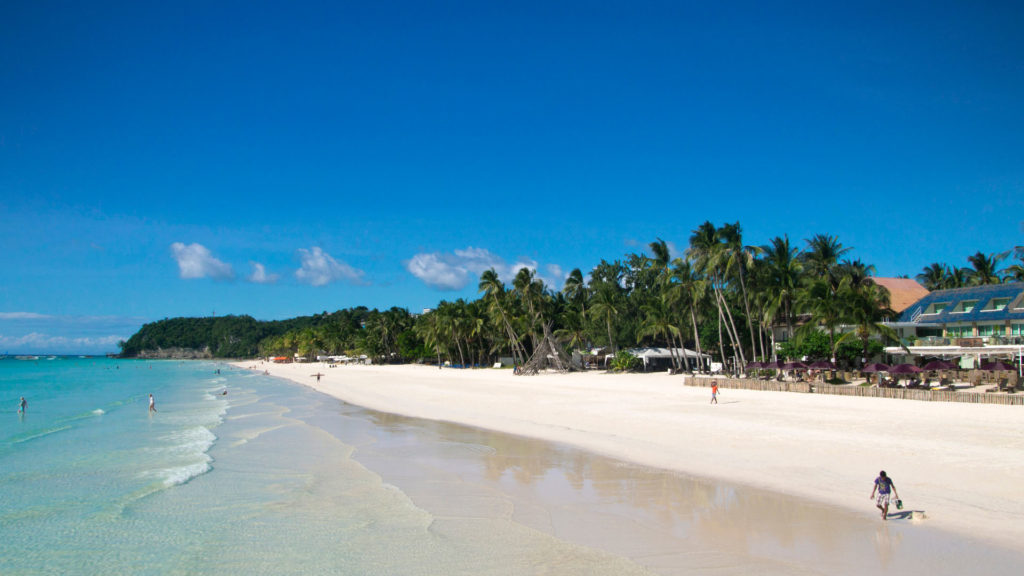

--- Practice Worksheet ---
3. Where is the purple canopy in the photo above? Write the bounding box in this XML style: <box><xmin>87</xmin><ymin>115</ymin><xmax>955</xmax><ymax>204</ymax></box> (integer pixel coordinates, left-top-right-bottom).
<box><xmin>922</xmin><ymin>360</ymin><xmax>957</xmax><ymax>371</ymax></box>
<box><xmin>862</xmin><ymin>363</ymin><xmax>890</xmax><ymax>373</ymax></box>
<box><xmin>887</xmin><ymin>363</ymin><xmax>923</xmax><ymax>374</ymax></box>
<box><xmin>808</xmin><ymin>360</ymin><xmax>835</xmax><ymax>369</ymax></box>
<box><xmin>745</xmin><ymin>361</ymin><xmax>763</xmax><ymax>369</ymax></box>
<box><xmin>763</xmin><ymin>360</ymin><xmax>786</xmax><ymax>370</ymax></box>
<box><xmin>783</xmin><ymin>361</ymin><xmax>808</xmax><ymax>370</ymax></box>
<box><xmin>981</xmin><ymin>361</ymin><xmax>1017</xmax><ymax>371</ymax></box>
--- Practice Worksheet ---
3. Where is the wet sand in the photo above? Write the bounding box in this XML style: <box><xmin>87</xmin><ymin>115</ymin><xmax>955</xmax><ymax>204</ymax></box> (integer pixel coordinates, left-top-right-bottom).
<box><xmin>236</xmin><ymin>361</ymin><xmax>1024</xmax><ymax>572</ymax></box>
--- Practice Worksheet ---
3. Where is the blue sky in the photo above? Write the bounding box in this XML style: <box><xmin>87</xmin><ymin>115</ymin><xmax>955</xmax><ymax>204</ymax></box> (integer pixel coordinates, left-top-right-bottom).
<box><xmin>2</xmin><ymin>1</ymin><xmax>1023</xmax><ymax>354</ymax></box>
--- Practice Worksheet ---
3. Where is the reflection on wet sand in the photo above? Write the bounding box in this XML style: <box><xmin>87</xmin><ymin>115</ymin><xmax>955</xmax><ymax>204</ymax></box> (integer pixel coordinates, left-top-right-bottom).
<box><xmin>358</xmin><ymin>407</ymin><xmax>1023</xmax><ymax>576</ymax></box>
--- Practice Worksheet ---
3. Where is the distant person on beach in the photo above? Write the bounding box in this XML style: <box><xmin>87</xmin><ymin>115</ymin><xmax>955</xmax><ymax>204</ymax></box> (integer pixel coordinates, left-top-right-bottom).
<box><xmin>148</xmin><ymin>394</ymin><xmax>156</xmax><ymax>413</ymax></box>
<box><xmin>871</xmin><ymin>470</ymin><xmax>899</xmax><ymax>520</ymax></box>
<box><xmin>710</xmin><ymin>382</ymin><xmax>719</xmax><ymax>404</ymax></box>
<box><xmin>18</xmin><ymin>397</ymin><xmax>27</xmax><ymax>413</ymax></box>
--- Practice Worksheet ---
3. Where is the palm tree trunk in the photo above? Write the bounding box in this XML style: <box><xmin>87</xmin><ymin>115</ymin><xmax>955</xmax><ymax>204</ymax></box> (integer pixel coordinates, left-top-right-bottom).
<box><xmin>716</xmin><ymin>307</ymin><xmax>727</xmax><ymax>373</ymax></box>
<box><xmin>737</xmin><ymin>267</ymin><xmax>759</xmax><ymax>365</ymax></box>
<box><xmin>690</xmin><ymin>305</ymin><xmax>703</xmax><ymax>372</ymax></box>
<box><xmin>606</xmin><ymin>315</ymin><xmax>615</xmax><ymax>354</ymax></box>
<box><xmin>717</xmin><ymin>287</ymin><xmax>747</xmax><ymax>369</ymax></box>
<box><xmin>675</xmin><ymin>332</ymin><xmax>690</xmax><ymax>371</ymax></box>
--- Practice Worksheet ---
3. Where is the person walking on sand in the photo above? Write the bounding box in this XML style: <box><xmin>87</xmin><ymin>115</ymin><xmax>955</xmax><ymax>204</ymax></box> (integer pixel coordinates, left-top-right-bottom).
<box><xmin>18</xmin><ymin>396</ymin><xmax>27</xmax><ymax>414</ymax></box>
<box><xmin>710</xmin><ymin>382</ymin><xmax>719</xmax><ymax>404</ymax></box>
<box><xmin>871</xmin><ymin>470</ymin><xmax>899</xmax><ymax>520</ymax></box>
<box><xmin>148</xmin><ymin>394</ymin><xmax>157</xmax><ymax>413</ymax></box>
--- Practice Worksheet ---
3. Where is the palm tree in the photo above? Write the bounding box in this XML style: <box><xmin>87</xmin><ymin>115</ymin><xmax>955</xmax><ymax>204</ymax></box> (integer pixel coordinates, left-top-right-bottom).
<box><xmin>479</xmin><ymin>268</ymin><xmax>526</xmax><ymax>367</ymax></box>
<box><xmin>796</xmin><ymin>277</ymin><xmax>844</xmax><ymax>354</ymax></box>
<box><xmin>562</xmin><ymin>268</ymin><xmax>589</xmax><ymax>325</ymax></box>
<box><xmin>688</xmin><ymin>222</ymin><xmax>746</xmax><ymax>372</ymax></box>
<box><xmin>835</xmin><ymin>281</ymin><xmax>899</xmax><ymax>366</ymax></box>
<box><xmin>513</xmin><ymin>267</ymin><xmax>546</xmax><ymax>350</ymax></box>
<box><xmin>802</xmin><ymin>234</ymin><xmax>851</xmax><ymax>286</ymax></box>
<box><xmin>761</xmin><ymin>235</ymin><xmax>803</xmax><ymax>347</ymax></box>
<box><xmin>554</xmin><ymin>309</ymin><xmax>588</xmax><ymax>354</ymax></box>
<box><xmin>944</xmin><ymin>266</ymin><xmax>969</xmax><ymax>288</ymax></box>
<box><xmin>589</xmin><ymin>286</ymin><xmax>622</xmax><ymax>353</ymax></box>
<box><xmin>638</xmin><ymin>295</ymin><xmax>684</xmax><ymax>370</ymax></box>
<box><xmin>1006</xmin><ymin>262</ymin><xmax>1024</xmax><ymax>283</ymax></box>
<box><xmin>721</xmin><ymin>222</ymin><xmax>761</xmax><ymax>362</ymax></box>
<box><xmin>916</xmin><ymin>263</ymin><xmax>948</xmax><ymax>291</ymax></box>
<box><xmin>835</xmin><ymin>258</ymin><xmax>875</xmax><ymax>288</ymax></box>
<box><xmin>414</xmin><ymin>309</ymin><xmax>445</xmax><ymax>367</ymax></box>
<box><xmin>667</xmin><ymin>258</ymin><xmax>707</xmax><ymax>370</ymax></box>
<box><xmin>966</xmin><ymin>251</ymin><xmax>1005</xmax><ymax>285</ymax></box>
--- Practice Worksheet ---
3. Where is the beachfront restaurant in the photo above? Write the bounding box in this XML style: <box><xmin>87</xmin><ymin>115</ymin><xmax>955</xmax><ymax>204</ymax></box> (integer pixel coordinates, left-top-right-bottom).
<box><xmin>882</xmin><ymin>282</ymin><xmax>1024</xmax><ymax>376</ymax></box>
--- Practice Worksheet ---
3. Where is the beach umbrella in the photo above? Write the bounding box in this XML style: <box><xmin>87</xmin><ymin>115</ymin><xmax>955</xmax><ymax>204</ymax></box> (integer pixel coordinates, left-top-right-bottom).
<box><xmin>887</xmin><ymin>363</ymin><xmax>923</xmax><ymax>374</ymax></box>
<box><xmin>808</xmin><ymin>360</ymin><xmax>835</xmax><ymax>369</ymax></box>
<box><xmin>922</xmin><ymin>360</ymin><xmax>957</xmax><ymax>371</ymax></box>
<box><xmin>745</xmin><ymin>361</ymin><xmax>763</xmax><ymax>369</ymax></box>
<box><xmin>762</xmin><ymin>360</ymin><xmax>785</xmax><ymax>370</ymax></box>
<box><xmin>980</xmin><ymin>361</ymin><xmax>1016</xmax><ymax>371</ymax></box>
<box><xmin>862</xmin><ymin>363</ymin><xmax>889</xmax><ymax>373</ymax></box>
<box><xmin>783</xmin><ymin>361</ymin><xmax>808</xmax><ymax>370</ymax></box>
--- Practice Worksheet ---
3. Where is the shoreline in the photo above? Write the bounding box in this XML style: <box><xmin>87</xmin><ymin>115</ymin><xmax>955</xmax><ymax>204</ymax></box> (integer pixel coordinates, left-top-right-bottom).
<box><xmin>233</xmin><ymin>361</ymin><xmax>1024</xmax><ymax>550</ymax></box>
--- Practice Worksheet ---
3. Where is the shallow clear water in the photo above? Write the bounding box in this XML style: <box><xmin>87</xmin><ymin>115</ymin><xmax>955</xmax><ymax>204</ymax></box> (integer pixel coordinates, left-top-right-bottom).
<box><xmin>2</xmin><ymin>358</ymin><xmax>1021</xmax><ymax>575</ymax></box>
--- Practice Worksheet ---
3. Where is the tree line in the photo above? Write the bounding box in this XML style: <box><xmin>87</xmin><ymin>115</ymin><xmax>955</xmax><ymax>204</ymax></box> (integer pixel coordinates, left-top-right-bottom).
<box><xmin>121</xmin><ymin>223</ymin><xmax>1023</xmax><ymax>372</ymax></box>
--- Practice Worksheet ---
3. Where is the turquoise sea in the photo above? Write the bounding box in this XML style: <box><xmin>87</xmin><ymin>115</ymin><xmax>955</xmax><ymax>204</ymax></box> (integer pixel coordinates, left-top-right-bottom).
<box><xmin>2</xmin><ymin>357</ymin><xmax>1021</xmax><ymax>575</ymax></box>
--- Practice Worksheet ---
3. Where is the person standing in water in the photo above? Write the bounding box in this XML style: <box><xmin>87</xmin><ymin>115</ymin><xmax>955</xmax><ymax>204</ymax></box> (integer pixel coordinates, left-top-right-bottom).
<box><xmin>18</xmin><ymin>397</ymin><xmax>27</xmax><ymax>414</ymax></box>
<box><xmin>148</xmin><ymin>394</ymin><xmax>156</xmax><ymax>413</ymax></box>
<box><xmin>871</xmin><ymin>470</ymin><xmax>899</xmax><ymax>520</ymax></box>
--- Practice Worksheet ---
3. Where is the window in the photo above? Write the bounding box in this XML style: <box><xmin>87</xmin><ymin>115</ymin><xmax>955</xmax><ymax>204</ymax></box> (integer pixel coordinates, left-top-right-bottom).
<box><xmin>925</xmin><ymin>302</ymin><xmax>950</xmax><ymax>314</ymax></box>
<box><xmin>978</xmin><ymin>324</ymin><xmax>1004</xmax><ymax>337</ymax></box>
<box><xmin>1012</xmin><ymin>323</ymin><xmax>1024</xmax><ymax>336</ymax></box>
<box><xmin>946</xmin><ymin>325</ymin><xmax>972</xmax><ymax>338</ymax></box>
<box><xmin>983</xmin><ymin>298</ymin><xmax>1010</xmax><ymax>312</ymax></box>
<box><xmin>952</xmin><ymin>300</ymin><xmax>978</xmax><ymax>314</ymax></box>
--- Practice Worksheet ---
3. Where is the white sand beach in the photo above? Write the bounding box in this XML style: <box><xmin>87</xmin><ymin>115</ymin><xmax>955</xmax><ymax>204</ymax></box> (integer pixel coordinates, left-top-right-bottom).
<box><xmin>237</xmin><ymin>361</ymin><xmax>1024</xmax><ymax>550</ymax></box>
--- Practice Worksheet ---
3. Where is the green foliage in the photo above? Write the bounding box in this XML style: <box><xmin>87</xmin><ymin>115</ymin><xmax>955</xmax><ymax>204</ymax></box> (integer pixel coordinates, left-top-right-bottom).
<box><xmin>608</xmin><ymin>350</ymin><xmax>640</xmax><ymax>372</ymax></box>
<box><xmin>778</xmin><ymin>330</ymin><xmax>832</xmax><ymax>361</ymax></box>
<box><xmin>835</xmin><ymin>338</ymin><xmax>884</xmax><ymax>365</ymax></box>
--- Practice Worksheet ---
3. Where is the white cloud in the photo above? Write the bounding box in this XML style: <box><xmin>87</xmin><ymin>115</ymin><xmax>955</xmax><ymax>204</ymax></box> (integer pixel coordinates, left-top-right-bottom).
<box><xmin>247</xmin><ymin>262</ymin><xmax>279</xmax><ymax>284</ymax></box>
<box><xmin>405</xmin><ymin>253</ymin><xmax>470</xmax><ymax>290</ymax></box>
<box><xmin>405</xmin><ymin>247</ymin><xmax>563</xmax><ymax>291</ymax></box>
<box><xmin>0</xmin><ymin>312</ymin><xmax>52</xmax><ymax>319</ymax></box>
<box><xmin>546</xmin><ymin>264</ymin><xmax>566</xmax><ymax>283</ymax></box>
<box><xmin>294</xmin><ymin>247</ymin><xmax>365</xmax><ymax>286</ymax></box>
<box><xmin>170</xmin><ymin>242</ymin><xmax>235</xmax><ymax>280</ymax></box>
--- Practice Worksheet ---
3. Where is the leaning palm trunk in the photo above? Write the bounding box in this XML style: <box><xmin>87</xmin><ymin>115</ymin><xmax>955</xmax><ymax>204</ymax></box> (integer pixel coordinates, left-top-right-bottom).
<box><xmin>716</xmin><ymin>307</ymin><xmax>727</xmax><ymax>373</ymax></box>
<box><xmin>737</xmin><ymin>268</ymin><xmax>759</xmax><ymax>365</ymax></box>
<box><xmin>689</xmin><ymin>305</ymin><xmax>703</xmax><ymax>372</ymax></box>
<box><xmin>675</xmin><ymin>332</ymin><xmax>690</xmax><ymax>371</ymax></box>
<box><xmin>716</xmin><ymin>287</ymin><xmax>747</xmax><ymax>369</ymax></box>
<box><xmin>713</xmin><ymin>288</ymin><xmax>739</xmax><ymax>370</ymax></box>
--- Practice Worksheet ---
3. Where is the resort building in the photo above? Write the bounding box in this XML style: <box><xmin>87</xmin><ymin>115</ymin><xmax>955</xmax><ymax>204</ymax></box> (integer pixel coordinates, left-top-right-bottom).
<box><xmin>884</xmin><ymin>282</ymin><xmax>1024</xmax><ymax>369</ymax></box>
